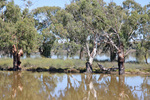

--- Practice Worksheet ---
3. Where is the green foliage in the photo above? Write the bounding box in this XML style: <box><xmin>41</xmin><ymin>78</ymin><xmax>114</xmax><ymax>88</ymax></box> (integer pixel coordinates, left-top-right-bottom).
<box><xmin>0</xmin><ymin>0</ymin><xmax>150</xmax><ymax>67</ymax></box>
<box><xmin>135</xmin><ymin>3</ymin><xmax>150</xmax><ymax>64</ymax></box>
<box><xmin>64</xmin><ymin>41</ymin><xmax>81</xmax><ymax>57</ymax></box>
<box><xmin>15</xmin><ymin>18</ymin><xmax>38</xmax><ymax>56</ymax></box>
<box><xmin>52</xmin><ymin>41</ymin><xmax>64</xmax><ymax>57</ymax></box>
<box><xmin>33</xmin><ymin>6</ymin><xmax>61</xmax><ymax>57</ymax></box>
<box><xmin>4</xmin><ymin>1</ymin><xmax>21</xmax><ymax>23</ymax></box>
<box><xmin>0</xmin><ymin>0</ymin><xmax>6</xmax><ymax>8</ymax></box>
<box><xmin>40</xmin><ymin>28</ymin><xmax>56</xmax><ymax>58</ymax></box>
<box><xmin>0</xmin><ymin>18</ymin><xmax>15</xmax><ymax>55</ymax></box>
<box><xmin>0</xmin><ymin>0</ymin><xmax>38</xmax><ymax>57</ymax></box>
<box><xmin>136</xmin><ymin>43</ymin><xmax>145</xmax><ymax>62</ymax></box>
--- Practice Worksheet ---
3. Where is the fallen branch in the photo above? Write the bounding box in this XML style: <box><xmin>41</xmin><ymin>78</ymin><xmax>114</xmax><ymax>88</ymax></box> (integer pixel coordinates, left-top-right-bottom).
<box><xmin>97</xmin><ymin>63</ymin><xmax>118</xmax><ymax>72</ymax></box>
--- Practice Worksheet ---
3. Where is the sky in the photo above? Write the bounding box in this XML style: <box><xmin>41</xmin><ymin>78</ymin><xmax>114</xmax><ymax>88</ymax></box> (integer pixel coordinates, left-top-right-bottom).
<box><xmin>14</xmin><ymin>0</ymin><xmax>150</xmax><ymax>11</ymax></box>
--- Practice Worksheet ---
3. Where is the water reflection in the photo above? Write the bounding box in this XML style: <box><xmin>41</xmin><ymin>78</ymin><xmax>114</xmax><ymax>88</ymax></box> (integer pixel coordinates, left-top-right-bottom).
<box><xmin>0</xmin><ymin>72</ymin><xmax>150</xmax><ymax>100</ymax></box>
<box><xmin>11</xmin><ymin>71</ymin><xmax>23</xmax><ymax>98</ymax></box>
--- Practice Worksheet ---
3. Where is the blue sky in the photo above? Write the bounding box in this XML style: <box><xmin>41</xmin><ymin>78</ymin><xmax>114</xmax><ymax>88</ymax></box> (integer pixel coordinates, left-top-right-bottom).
<box><xmin>14</xmin><ymin>0</ymin><xmax>150</xmax><ymax>11</ymax></box>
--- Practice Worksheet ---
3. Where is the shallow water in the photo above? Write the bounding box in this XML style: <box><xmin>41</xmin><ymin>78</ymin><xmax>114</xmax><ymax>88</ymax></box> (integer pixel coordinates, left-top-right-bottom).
<box><xmin>0</xmin><ymin>71</ymin><xmax>150</xmax><ymax>100</ymax></box>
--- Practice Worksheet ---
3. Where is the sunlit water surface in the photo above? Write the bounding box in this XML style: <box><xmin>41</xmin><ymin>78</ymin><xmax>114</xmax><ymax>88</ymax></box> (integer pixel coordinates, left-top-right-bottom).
<box><xmin>0</xmin><ymin>71</ymin><xmax>150</xmax><ymax>100</ymax></box>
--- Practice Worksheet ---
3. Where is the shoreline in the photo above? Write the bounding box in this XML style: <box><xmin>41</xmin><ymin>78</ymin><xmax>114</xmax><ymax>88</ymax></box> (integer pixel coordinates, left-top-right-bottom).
<box><xmin>0</xmin><ymin>58</ymin><xmax>150</xmax><ymax>75</ymax></box>
<box><xmin>0</xmin><ymin>66</ymin><xmax>150</xmax><ymax>75</ymax></box>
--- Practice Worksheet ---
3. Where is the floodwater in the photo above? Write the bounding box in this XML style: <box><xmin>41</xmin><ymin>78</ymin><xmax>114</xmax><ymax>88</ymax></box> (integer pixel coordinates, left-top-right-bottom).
<box><xmin>1</xmin><ymin>52</ymin><xmax>150</xmax><ymax>63</ymax></box>
<box><xmin>30</xmin><ymin>52</ymin><xmax>150</xmax><ymax>63</ymax></box>
<box><xmin>0</xmin><ymin>71</ymin><xmax>150</xmax><ymax>100</ymax></box>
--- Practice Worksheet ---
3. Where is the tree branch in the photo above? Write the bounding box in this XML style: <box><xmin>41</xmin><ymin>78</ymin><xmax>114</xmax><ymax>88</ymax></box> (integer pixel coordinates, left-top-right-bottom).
<box><xmin>103</xmin><ymin>32</ymin><xmax>120</xmax><ymax>51</ymax></box>
<box><xmin>81</xmin><ymin>19</ymin><xmax>96</xmax><ymax>34</ymax></box>
<box><xmin>86</xmin><ymin>42</ymin><xmax>90</xmax><ymax>57</ymax></box>
<box><xmin>96</xmin><ymin>16</ymin><xmax>117</xmax><ymax>33</ymax></box>
<box><xmin>124</xmin><ymin>49</ymin><xmax>132</xmax><ymax>57</ymax></box>
<box><xmin>90</xmin><ymin>47</ymin><xmax>97</xmax><ymax>58</ymax></box>
<box><xmin>118</xmin><ymin>14</ymin><xmax>123</xmax><ymax>32</ymax></box>
<box><xmin>129</xmin><ymin>30</ymin><xmax>135</xmax><ymax>40</ymax></box>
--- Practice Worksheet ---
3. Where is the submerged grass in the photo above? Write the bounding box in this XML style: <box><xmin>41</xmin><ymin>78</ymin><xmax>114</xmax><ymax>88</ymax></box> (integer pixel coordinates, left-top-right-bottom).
<box><xmin>0</xmin><ymin>58</ymin><xmax>149</xmax><ymax>72</ymax></box>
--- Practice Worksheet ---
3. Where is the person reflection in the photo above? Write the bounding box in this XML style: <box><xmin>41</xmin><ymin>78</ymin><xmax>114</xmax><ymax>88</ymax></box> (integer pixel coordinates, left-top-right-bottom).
<box><xmin>84</xmin><ymin>74</ymin><xmax>97</xmax><ymax>100</ymax></box>
<box><xmin>11</xmin><ymin>71</ymin><xmax>23</xmax><ymax>98</ymax></box>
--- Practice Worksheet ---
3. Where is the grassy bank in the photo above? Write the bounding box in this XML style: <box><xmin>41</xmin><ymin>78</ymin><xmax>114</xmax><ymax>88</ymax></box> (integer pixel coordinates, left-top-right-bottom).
<box><xmin>0</xmin><ymin>58</ymin><xmax>86</xmax><ymax>69</ymax></box>
<box><xmin>0</xmin><ymin>58</ymin><xmax>150</xmax><ymax>73</ymax></box>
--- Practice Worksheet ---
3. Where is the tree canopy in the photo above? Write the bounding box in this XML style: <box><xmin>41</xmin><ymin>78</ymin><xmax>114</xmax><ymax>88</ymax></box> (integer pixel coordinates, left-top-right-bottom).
<box><xmin>0</xmin><ymin>0</ymin><xmax>149</xmax><ymax>65</ymax></box>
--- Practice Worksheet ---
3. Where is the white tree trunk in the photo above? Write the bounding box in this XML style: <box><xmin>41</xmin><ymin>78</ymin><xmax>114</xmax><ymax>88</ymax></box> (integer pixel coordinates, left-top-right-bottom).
<box><xmin>89</xmin><ymin>47</ymin><xmax>97</xmax><ymax>65</ymax></box>
<box><xmin>86</xmin><ymin>42</ymin><xmax>97</xmax><ymax>73</ymax></box>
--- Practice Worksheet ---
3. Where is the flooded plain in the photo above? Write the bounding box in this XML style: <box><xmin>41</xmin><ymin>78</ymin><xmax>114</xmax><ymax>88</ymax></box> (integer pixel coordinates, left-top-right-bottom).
<box><xmin>0</xmin><ymin>71</ymin><xmax>150</xmax><ymax>100</ymax></box>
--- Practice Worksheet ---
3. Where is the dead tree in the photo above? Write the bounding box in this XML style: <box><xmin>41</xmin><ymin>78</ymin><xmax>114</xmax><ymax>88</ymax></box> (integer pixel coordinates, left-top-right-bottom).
<box><xmin>97</xmin><ymin>63</ymin><xmax>118</xmax><ymax>72</ymax></box>
<box><xmin>12</xmin><ymin>45</ymin><xmax>23</xmax><ymax>70</ymax></box>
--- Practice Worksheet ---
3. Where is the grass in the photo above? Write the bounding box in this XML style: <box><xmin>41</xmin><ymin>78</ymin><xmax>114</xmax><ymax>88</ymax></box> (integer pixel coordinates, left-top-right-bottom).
<box><xmin>0</xmin><ymin>58</ymin><xmax>12</xmax><ymax>68</ymax></box>
<box><xmin>0</xmin><ymin>58</ymin><xmax>149</xmax><ymax>73</ymax></box>
<box><xmin>0</xmin><ymin>58</ymin><xmax>86</xmax><ymax>68</ymax></box>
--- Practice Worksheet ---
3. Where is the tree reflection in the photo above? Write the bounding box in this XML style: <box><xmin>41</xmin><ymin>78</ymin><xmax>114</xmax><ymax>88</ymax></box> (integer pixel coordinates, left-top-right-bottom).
<box><xmin>98</xmin><ymin>75</ymin><xmax>138</xmax><ymax>100</ymax></box>
<box><xmin>140</xmin><ymin>76</ymin><xmax>150</xmax><ymax>100</ymax></box>
<box><xmin>0</xmin><ymin>72</ymin><xmax>150</xmax><ymax>100</ymax></box>
<box><xmin>84</xmin><ymin>74</ymin><xmax>97</xmax><ymax>100</ymax></box>
<box><xmin>11</xmin><ymin>71</ymin><xmax>23</xmax><ymax>98</ymax></box>
<box><xmin>58</xmin><ymin>74</ymin><xmax>139</xmax><ymax>100</ymax></box>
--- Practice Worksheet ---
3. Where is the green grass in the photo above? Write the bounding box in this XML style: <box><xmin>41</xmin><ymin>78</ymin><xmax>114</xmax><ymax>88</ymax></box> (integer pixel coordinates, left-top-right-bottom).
<box><xmin>0</xmin><ymin>58</ymin><xmax>86</xmax><ymax>68</ymax></box>
<box><xmin>0</xmin><ymin>58</ymin><xmax>12</xmax><ymax>68</ymax></box>
<box><xmin>0</xmin><ymin>58</ymin><xmax>149</xmax><ymax>73</ymax></box>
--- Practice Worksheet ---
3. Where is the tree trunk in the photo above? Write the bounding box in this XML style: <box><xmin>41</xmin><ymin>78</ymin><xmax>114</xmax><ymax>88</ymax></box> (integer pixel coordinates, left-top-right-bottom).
<box><xmin>67</xmin><ymin>46</ymin><xmax>70</xmax><ymax>59</ymax></box>
<box><xmin>145</xmin><ymin>54</ymin><xmax>148</xmax><ymax>64</ymax></box>
<box><xmin>79</xmin><ymin>47</ymin><xmax>84</xmax><ymax>59</ymax></box>
<box><xmin>110</xmin><ymin>45</ymin><xmax>116</xmax><ymax>62</ymax></box>
<box><xmin>12</xmin><ymin>45</ymin><xmax>23</xmax><ymax>70</ymax></box>
<box><xmin>86</xmin><ymin>46</ymin><xmax>97</xmax><ymax>73</ymax></box>
<box><xmin>118</xmin><ymin>44</ymin><xmax>125</xmax><ymax>75</ymax></box>
<box><xmin>17</xmin><ymin>50</ymin><xmax>23</xmax><ymax>69</ymax></box>
<box><xmin>86</xmin><ymin>61</ymin><xmax>93</xmax><ymax>73</ymax></box>
<box><xmin>67</xmin><ymin>50</ymin><xmax>69</xmax><ymax>59</ymax></box>
<box><xmin>12</xmin><ymin>45</ymin><xmax>17</xmax><ymax>70</ymax></box>
<box><xmin>118</xmin><ymin>61</ymin><xmax>125</xmax><ymax>75</ymax></box>
<box><xmin>13</xmin><ymin>51</ymin><xmax>17</xmax><ymax>70</ymax></box>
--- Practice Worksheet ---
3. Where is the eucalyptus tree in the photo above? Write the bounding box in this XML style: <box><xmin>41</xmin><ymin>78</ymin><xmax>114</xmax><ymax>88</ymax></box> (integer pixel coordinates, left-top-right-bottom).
<box><xmin>0</xmin><ymin>0</ymin><xmax>38</xmax><ymax>57</ymax></box>
<box><xmin>4</xmin><ymin>1</ymin><xmax>21</xmax><ymax>23</ymax></box>
<box><xmin>0</xmin><ymin>18</ymin><xmax>14</xmax><ymax>56</ymax></box>
<box><xmin>0</xmin><ymin>0</ymin><xmax>7</xmax><ymax>21</ymax></box>
<box><xmin>33</xmin><ymin>6</ymin><xmax>60</xmax><ymax>58</ymax></box>
<box><xmin>53</xmin><ymin>0</ymin><xmax>107</xmax><ymax>72</ymax></box>
<box><xmin>54</xmin><ymin>6</ymin><xmax>88</xmax><ymax>59</ymax></box>
<box><xmin>0</xmin><ymin>0</ymin><xmax>20</xmax><ymax>56</ymax></box>
<box><xmin>15</xmin><ymin>15</ymin><xmax>38</xmax><ymax>57</ymax></box>
<box><xmin>136</xmin><ymin>4</ymin><xmax>150</xmax><ymax>64</ymax></box>
<box><xmin>99</xmin><ymin>0</ymin><xmax>142</xmax><ymax>74</ymax></box>
<box><xmin>59</xmin><ymin>0</ymin><xmax>108</xmax><ymax>73</ymax></box>
<box><xmin>63</xmin><ymin>0</ymin><xmax>142</xmax><ymax>74</ymax></box>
